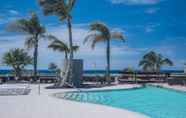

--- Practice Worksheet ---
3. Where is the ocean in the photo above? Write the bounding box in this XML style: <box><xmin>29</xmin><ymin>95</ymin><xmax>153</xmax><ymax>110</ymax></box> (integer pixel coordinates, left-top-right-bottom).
<box><xmin>0</xmin><ymin>69</ymin><xmax>184</xmax><ymax>76</ymax></box>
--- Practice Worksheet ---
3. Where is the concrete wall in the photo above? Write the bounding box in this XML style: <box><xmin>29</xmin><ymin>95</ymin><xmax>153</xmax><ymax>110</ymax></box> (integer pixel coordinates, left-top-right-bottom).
<box><xmin>71</xmin><ymin>59</ymin><xmax>83</xmax><ymax>87</ymax></box>
<box><xmin>63</xmin><ymin>59</ymin><xmax>83</xmax><ymax>88</ymax></box>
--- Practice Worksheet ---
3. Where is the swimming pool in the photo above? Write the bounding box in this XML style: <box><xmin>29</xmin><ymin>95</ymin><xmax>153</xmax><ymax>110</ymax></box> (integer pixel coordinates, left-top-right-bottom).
<box><xmin>59</xmin><ymin>86</ymin><xmax>186</xmax><ymax>118</ymax></box>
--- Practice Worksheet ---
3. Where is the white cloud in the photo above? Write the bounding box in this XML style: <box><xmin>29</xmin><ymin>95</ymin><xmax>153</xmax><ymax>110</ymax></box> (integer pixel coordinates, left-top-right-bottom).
<box><xmin>0</xmin><ymin>35</ymin><xmax>26</xmax><ymax>66</ymax></box>
<box><xmin>47</xmin><ymin>24</ymin><xmax>143</xmax><ymax>56</ymax></box>
<box><xmin>1</xmin><ymin>24</ymin><xmax>182</xmax><ymax>70</ymax></box>
<box><xmin>45</xmin><ymin>25</ymin><xmax>186</xmax><ymax>70</ymax></box>
<box><xmin>144</xmin><ymin>23</ymin><xmax>160</xmax><ymax>33</ymax></box>
<box><xmin>145</xmin><ymin>8</ymin><xmax>159</xmax><ymax>14</ymax></box>
<box><xmin>0</xmin><ymin>18</ymin><xmax>7</xmax><ymax>25</ymax></box>
<box><xmin>9</xmin><ymin>22</ymin><xmax>184</xmax><ymax>70</ymax></box>
<box><xmin>0</xmin><ymin>24</ymin><xmax>182</xmax><ymax>69</ymax></box>
<box><xmin>109</xmin><ymin>0</ymin><xmax>161</xmax><ymax>5</ymax></box>
<box><xmin>0</xmin><ymin>16</ymin><xmax>20</xmax><ymax>25</ymax></box>
<box><xmin>0</xmin><ymin>9</ymin><xmax>21</xmax><ymax>26</ymax></box>
<box><xmin>0</xmin><ymin>23</ymin><xmax>145</xmax><ymax>69</ymax></box>
<box><xmin>9</xmin><ymin>10</ymin><xmax>19</xmax><ymax>15</ymax></box>
<box><xmin>111</xmin><ymin>28</ymin><xmax>126</xmax><ymax>33</ymax></box>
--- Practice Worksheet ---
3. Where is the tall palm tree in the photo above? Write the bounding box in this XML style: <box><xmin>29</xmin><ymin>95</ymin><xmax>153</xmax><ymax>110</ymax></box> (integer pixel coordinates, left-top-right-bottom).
<box><xmin>2</xmin><ymin>48</ymin><xmax>33</xmax><ymax>81</ymax></box>
<box><xmin>48</xmin><ymin>62</ymin><xmax>61</xmax><ymax>83</ymax></box>
<box><xmin>38</xmin><ymin>0</ymin><xmax>76</xmax><ymax>85</ymax></box>
<box><xmin>7</xmin><ymin>12</ymin><xmax>45</xmax><ymax>83</ymax></box>
<box><xmin>48</xmin><ymin>35</ymin><xmax>79</xmax><ymax>59</ymax></box>
<box><xmin>139</xmin><ymin>51</ymin><xmax>173</xmax><ymax>72</ymax></box>
<box><xmin>84</xmin><ymin>22</ymin><xmax>125</xmax><ymax>84</ymax></box>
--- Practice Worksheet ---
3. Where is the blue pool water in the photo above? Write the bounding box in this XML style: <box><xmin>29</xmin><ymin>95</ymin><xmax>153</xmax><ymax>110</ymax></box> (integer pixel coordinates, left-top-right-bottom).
<box><xmin>61</xmin><ymin>86</ymin><xmax>186</xmax><ymax>118</ymax></box>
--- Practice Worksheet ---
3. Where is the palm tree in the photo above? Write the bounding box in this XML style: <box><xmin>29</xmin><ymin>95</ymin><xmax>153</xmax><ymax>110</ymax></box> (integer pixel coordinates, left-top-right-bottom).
<box><xmin>139</xmin><ymin>51</ymin><xmax>156</xmax><ymax>72</ymax></box>
<box><xmin>38</xmin><ymin>0</ymin><xmax>76</xmax><ymax>85</ymax></box>
<box><xmin>123</xmin><ymin>67</ymin><xmax>136</xmax><ymax>83</ymax></box>
<box><xmin>84</xmin><ymin>21</ymin><xmax>125</xmax><ymax>84</ymax></box>
<box><xmin>2</xmin><ymin>48</ymin><xmax>33</xmax><ymax>81</ymax></box>
<box><xmin>48</xmin><ymin>62</ymin><xmax>61</xmax><ymax>83</ymax></box>
<box><xmin>48</xmin><ymin>35</ymin><xmax>79</xmax><ymax>59</ymax></box>
<box><xmin>139</xmin><ymin>51</ymin><xmax>173</xmax><ymax>72</ymax></box>
<box><xmin>123</xmin><ymin>67</ymin><xmax>135</xmax><ymax>74</ymax></box>
<box><xmin>48</xmin><ymin>62</ymin><xmax>58</xmax><ymax>71</ymax></box>
<box><xmin>7</xmin><ymin>12</ymin><xmax>45</xmax><ymax>83</ymax></box>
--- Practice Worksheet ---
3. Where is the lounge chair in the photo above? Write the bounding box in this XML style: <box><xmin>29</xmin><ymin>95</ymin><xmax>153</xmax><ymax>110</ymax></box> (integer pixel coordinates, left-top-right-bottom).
<box><xmin>0</xmin><ymin>84</ymin><xmax>31</xmax><ymax>96</ymax></box>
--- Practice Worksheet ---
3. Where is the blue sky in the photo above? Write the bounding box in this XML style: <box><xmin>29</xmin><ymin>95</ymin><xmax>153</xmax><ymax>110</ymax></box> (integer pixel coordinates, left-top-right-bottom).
<box><xmin>0</xmin><ymin>0</ymin><xmax>186</xmax><ymax>70</ymax></box>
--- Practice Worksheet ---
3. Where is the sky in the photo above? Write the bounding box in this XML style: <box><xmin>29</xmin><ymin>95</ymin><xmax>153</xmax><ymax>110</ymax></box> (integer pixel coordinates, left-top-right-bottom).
<box><xmin>0</xmin><ymin>0</ymin><xmax>186</xmax><ymax>70</ymax></box>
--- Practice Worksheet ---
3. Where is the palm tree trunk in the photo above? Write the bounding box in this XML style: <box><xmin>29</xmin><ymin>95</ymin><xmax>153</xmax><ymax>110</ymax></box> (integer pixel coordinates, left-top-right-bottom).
<box><xmin>33</xmin><ymin>38</ymin><xmax>40</xmax><ymax>94</ymax></box>
<box><xmin>65</xmin><ymin>51</ymin><xmax>68</xmax><ymax>60</ymax></box>
<box><xmin>14</xmin><ymin>67</ymin><xmax>21</xmax><ymax>82</ymax></box>
<box><xmin>67</xmin><ymin>17</ymin><xmax>74</xmax><ymax>85</ymax></box>
<box><xmin>106</xmin><ymin>39</ymin><xmax>111</xmax><ymax>84</ymax></box>
<box><xmin>17</xmin><ymin>71</ymin><xmax>22</xmax><ymax>82</ymax></box>
<box><xmin>157</xmin><ymin>65</ymin><xmax>161</xmax><ymax>81</ymax></box>
<box><xmin>33</xmin><ymin>47</ymin><xmax>38</xmax><ymax>81</ymax></box>
<box><xmin>67</xmin><ymin>17</ymin><xmax>74</xmax><ymax>59</ymax></box>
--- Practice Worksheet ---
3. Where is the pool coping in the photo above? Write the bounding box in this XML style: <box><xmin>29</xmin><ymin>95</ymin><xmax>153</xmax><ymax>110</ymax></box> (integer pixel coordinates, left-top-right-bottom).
<box><xmin>53</xmin><ymin>84</ymin><xmax>144</xmax><ymax>102</ymax></box>
<box><xmin>53</xmin><ymin>94</ymin><xmax>149</xmax><ymax>118</ymax></box>
<box><xmin>53</xmin><ymin>84</ymin><xmax>186</xmax><ymax>118</ymax></box>
<box><xmin>52</xmin><ymin>85</ymin><xmax>145</xmax><ymax>100</ymax></box>
<box><xmin>54</xmin><ymin>95</ymin><xmax>149</xmax><ymax>118</ymax></box>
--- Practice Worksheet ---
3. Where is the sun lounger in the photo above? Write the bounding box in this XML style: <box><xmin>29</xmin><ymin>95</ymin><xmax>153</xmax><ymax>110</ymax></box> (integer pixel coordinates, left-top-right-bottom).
<box><xmin>0</xmin><ymin>84</ymin><xmax>31</xmax><ymax>96</ymax></box>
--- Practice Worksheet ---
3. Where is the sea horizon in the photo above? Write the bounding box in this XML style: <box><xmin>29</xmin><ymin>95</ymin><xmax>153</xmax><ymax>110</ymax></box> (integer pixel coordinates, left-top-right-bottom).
<box><xmin>0</xmin><ymin>69</ymin><xmax>184</xmax><ymax>76</ymax></box>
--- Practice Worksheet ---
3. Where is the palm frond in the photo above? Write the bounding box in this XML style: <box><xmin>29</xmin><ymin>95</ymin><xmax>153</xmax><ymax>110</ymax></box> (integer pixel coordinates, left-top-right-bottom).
<box><xmin>111</xmin><ymin>31</ymin><xmax>125</xmax><ymax>41</ymax></box>
<box><xmin>38</xmin><ymin>0</ymin><xmax>71</xmax><ymax>21</ymax></box>
<box><xmin>7</xmin><ymin>12</ymin><xmax>45</xmax><ymax>36</ymax></box>
<box><xmin>72</xmin><ymin>45</ymin><xmax>79</xmax><ymax>52</ymax></box>
<box><xmin>48</xmin><ymin>43</ymin><xmax>66</xmax><ymax>52</ymax></box>
<box><xmin>91</xmin><ymin>35</ymin><xmax>106</xmax><ymax>49</ymax></box>
<box><xmin>84</xmin><ymin>32</ymin><xmax>105</xmax><ymax>44</ymax></box>
<box><xmin>25</xmin><ymin>36</ymin><xmax>35</xmax><ymax>49</ymax></box>
<box><xmin>161</xmin><ymin>58</ymin><xmax>173</xmax><ymax>66</ymax></box>
<box><xmin>83</xmin><ymin>33</ymin><xmax>96</xmax><ymax>44</ymax></box>
<box><xmin>7</xmin><ymin>19</ymin><xmax>30</xmax><ymax>33</ymax></box>
<box><xmin>48</xmin><ymin>38</ymin><xmax>69</xmax><ymax>52</ymax></box>
<box><xmin>139</xmin><ymin>59</ymin><xmax>149</xmax><ymax>66</ymax></box>
<box><xmin>67</xmin><ymin>0</ymin><xmax>76</xmax><ymax>12</ymax></box>
<box><xmin>90</xmin><ymin>21</ymin><xmax>110</xmax><ymax>39</ymax></box>
<box><xmin>47</xmin><ymin>34</ymin><xmax>59</xmax><ymax>41</ymax></box>
<box><xmin>85</xmin><ymin>21</ymin><xmax>126</xmax><ymax>50</ymax></box>
<box><xmin>139</xmin><ymin>51</ymin><xmax>173</xmax><ymax>72</ymax></box>
<box><xmin>83</xmin><ymin>34</ymin><xmax>104</xmax><ymax>49</ymax></box>
<box><xmin>2</xmin><ymin>48</ymin><xmax>33</xmax><ymax>68</ymax></box>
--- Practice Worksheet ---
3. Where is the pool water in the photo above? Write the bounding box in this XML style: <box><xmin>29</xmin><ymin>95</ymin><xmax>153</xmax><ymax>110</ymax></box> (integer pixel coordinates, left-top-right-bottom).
<box><xmin>61</xmin><ymin>86</ymin><xmax>186</xmax><ymax>118</ymax></box>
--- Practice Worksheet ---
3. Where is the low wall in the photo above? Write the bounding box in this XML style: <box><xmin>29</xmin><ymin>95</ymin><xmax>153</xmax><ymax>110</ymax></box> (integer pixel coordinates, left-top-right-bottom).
<box><xmin>168</xmin><ymin>78</ymin><xmax>186</xmax><ymax>85</ymax></box>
